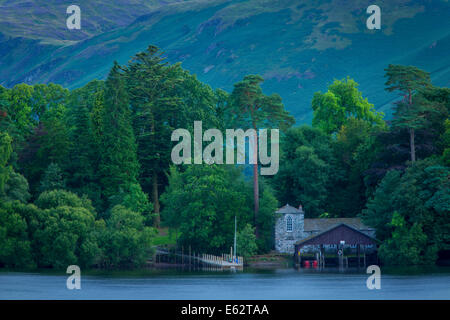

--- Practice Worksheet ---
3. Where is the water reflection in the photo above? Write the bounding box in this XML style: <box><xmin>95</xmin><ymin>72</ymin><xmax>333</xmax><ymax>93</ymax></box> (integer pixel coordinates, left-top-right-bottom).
<box><xmin>1</xmin><ymin>266</ymin><xmax>449</xmax><ymax>300</ymax></box>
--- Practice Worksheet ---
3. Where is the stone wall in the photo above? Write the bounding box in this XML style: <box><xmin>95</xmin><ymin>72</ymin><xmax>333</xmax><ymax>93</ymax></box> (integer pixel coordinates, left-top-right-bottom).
<box><xmin>274</xmin><ymin>213</ymin><xmax>304</xmax><ymax>254</ymax></box>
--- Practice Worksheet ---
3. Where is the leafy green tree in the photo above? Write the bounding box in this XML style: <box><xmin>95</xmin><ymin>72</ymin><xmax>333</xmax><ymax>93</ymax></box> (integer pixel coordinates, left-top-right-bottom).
<box><xmin>312</xmin><ymin>77</ymin><xmax>383</xmax><ymax>135</ymax></box>
<box><xmin>329</xmin><ymin>118</ymin><xmax>384</xmax><ymax>216</ymax></box>
<box><xmin>1</xmin><ymin>201</ymin><xmax>42</xmax><ymax>264</ymax></box>
<box><xmin>362</xmin><ymin>125</ymin><xmax>411</xmax><ymax>193</ymax></box>
<box><xmin>256</xmin><ymin>187</ymin><xmax>278</xmax><ymax>252</ymax></box>
<box><xmin>98</xmin><ymin>205</ymin><xmax>155</xmax><ymax>268</ymax></box>
<box><xmin>442</xmin><ymin>119</ymin><xmax>450</xmax><ymax>166</ymax></box>
<box><xmin>0</xmin><ymin>201</ymin><xmax>35</xmax><ymax>268</ymax></box>
<box><xmin>228</xmin><ymin>74</ymin><xmax>294</xmax><ymax>238</ymax></box>
<box><xmin>31</xmin><ymin>190</ymin><xmax>99</xmax><ymax>268</ymax></box>
<box><xmin>214</xmin><ymin>88</ymin><xmax>230</xmax><ymax>130</ymax></box>
<box><xmin>98</xmin><ymin>63</ymin><xmax>140</xmax><ymax>202</ymax></box>
<box><xmin>67</xmin><ymin>80</ymin><xmax>105</xmax><ymax>113</ymax></box>
<box><xmin>384</xmin><ymin>65</ymin><xmax>431</xmax><ymax>162</ymax></box>
<box><xmin>272</xmin><ymin>126</ymin><xmax>333</xmax><ymax>217</ymax></box>
<box><xmin>3</xmin><ymin>171</ymin><xmax>31</xmax><ymax>203</ymax></box>
<box><xmin>391</xmin><ymin>160</ymin><xmax>449</xmax><ymax>252</ymax></box>
<box><xmin>0</xmin><ymin>131</ymin><xmax>12</xmax><ymax>194</ymax></box>
<box><xmin>33</xmin><ymin>205</ymin><xmax>99</xmax><ymax>268</ymax></box>
<box><xmin>0</xmin><ymin>86</ymin><xmax>23</xmax><ymax>156</ymax></box>
<box><xmin>7</xmin><ymin>84</ymin><xmax>35</xmax><ymax>135</ymax></box>
<box><xmin>109</xmin><ymin>183</ymin><xmax>153</xmax><ymax>225</ymax></box>
<box><xmin>417</xmin><ymin>86</ymin><xmax>450</xmax><ymax>162</ymax></box>
<box><xmin>160</xmin><ymin>166</ymin><xmax>184</xmax><ymax>233</ymax></box>
<box><xmin>35</xmin><ymin>189</ymin><xmax>95</xmax><ymax>214</ymax></box>
<box><xmin>361</xmin><ymin>170</ymin><xmax>402</xmax><ymax>241</ymax></box>
<box><xmin>362</xmin><ymin>158</ymin><xmax>449</xmax><ymax>264</ymax></box>
<box><xmin>378</xmin><ymin>212</ymin><xmax>435</xmax><ymax>265</ymax></box>
<box><xmin>39</xmin><ymin>163</ymin><xmax>66</xmax><ymax>193</ymax></box>
<box><xmin>31</xmin><ymin>83</ymin><xmax>69</xmax><ymax>120</ymax></box>
<box><xmin>237</xmin><ymin>224</ymin><xmax>258</xmax><ymax>259</ymax></box>
<box><xmin>18</xmin><ymin>104</ymin><xmax>70</xmax><ymax>194</ymax></box>
<box><xmin>0</xmin><ymin>86</ymin><xmax>9</xmax><ymax>123</ymax></box>
<box><xmin>312</xmin><ymin>91</ymin><xmax>342</xmax><ymax>134</ymax></box>
<box><xmin>161</xmin><ymin>165</ymin><xmax>252</xmax><ymax>253</ymax></box>
<box><xmin>421</xmin><ymin>164</ymin><xmax>450</xmax><ymax>251</ymax></box>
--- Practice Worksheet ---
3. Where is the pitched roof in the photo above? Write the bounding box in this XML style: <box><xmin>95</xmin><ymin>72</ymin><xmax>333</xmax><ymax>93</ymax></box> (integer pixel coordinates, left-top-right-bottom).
<box><xmin>304</xmin><ymin>218</ymin><xmax>374</xmax><ymax>232</ymax></box>
<box><xmin>295</xmin><ymin>223</ymin><xmax>379</xmax><ymax>247</ymax></box>
<box><xmin>276</xmin><ymin>204</ymin><xmax>304</xmax><ymax>214</ymax></box>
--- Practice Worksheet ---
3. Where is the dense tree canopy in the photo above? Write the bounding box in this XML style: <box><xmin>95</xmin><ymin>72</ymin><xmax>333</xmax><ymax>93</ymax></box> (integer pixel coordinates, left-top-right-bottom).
<box><xmin>161</xmin><ymin>165</ymin><xmax>253</xmax><ymax>253</ymax></box>
<box><xmin>123</xmin><ymin>46</ymin><xmax>221</xmax><ymax>227</ymax></box>
<box><xmin>362</xmin><ymin>158</ymin><xmax>449</xmax><ymax>265</ymax></box>
<box><xmin>0</xmin><ymin>48</ymin><xmax>448</xmax><ymax>269</ymax></box>
<box><xmin>97</xmin><ymin>205</ymin><xmax>155</xmax><ymax>268</ymax></box>
<box><xmin>271</xmin><ymin>126</ymin><xmax>333</xmax><ymax>217</ymax></box>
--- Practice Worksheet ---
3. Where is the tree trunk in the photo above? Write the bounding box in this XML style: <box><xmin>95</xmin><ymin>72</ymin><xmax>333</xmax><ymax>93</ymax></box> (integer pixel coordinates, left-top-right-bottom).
<box><xmin>407</xmin><ymin>91</ymin><xmax>416</xmax><ymax>163</ymax></box>
<box><xmin>149</xmin><ymin>113</ymin><xmax>161</xmax><ymax>228</ymax></box>
<box><xmin>152</xmin><ymin>171</ymin><xmax>160</xmax><ymax>228</ymax></box>
<box><xmin>253</xmin><ymin>129</ymin><xmax>259</xmax><ymax>239</ymax></box>
<box><xmin>410</xmin><ymin>128</ymin><xmax>416</xmax><ymax>162</ymax></box>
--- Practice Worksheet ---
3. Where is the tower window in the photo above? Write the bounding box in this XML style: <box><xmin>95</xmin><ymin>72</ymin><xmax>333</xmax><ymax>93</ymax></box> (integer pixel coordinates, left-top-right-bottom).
<box><xmin>286</xmin><ymin>216</ymin><xmax>293</xmax><ymax>232</ymax></box>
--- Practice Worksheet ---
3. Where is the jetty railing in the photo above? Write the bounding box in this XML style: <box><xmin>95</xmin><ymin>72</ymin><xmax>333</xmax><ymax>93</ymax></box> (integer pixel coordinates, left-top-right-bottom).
<box><xmin>201</xmin><ymin>253</ymin><xmax>243</xmax><ymax>268</ymax></box>
<box><xmin>153</xmin><ymin>247</ymin><xmax>243</xmax><ymax>270</ymax></box>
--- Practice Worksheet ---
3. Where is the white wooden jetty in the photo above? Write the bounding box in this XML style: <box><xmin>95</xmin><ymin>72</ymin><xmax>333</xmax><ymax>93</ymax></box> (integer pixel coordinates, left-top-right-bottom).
<box><xmin>154</xmin><ymin>216</ymin><xmax>244</xmax><ymax>270</ymax></box>
<box><xmin>200</xmin><ymin>253</ymin><xmax>244</xmax><ymax>269</ymax></box>
<box><xmin>154</xmin><ymin>248</ymin><xmax>244</xmax><ymax>270</ymax></box>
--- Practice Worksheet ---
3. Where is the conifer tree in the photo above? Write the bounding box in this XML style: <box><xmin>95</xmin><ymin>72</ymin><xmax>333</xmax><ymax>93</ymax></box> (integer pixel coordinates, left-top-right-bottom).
<box><xmin>385</xmin><ymin>65</ymin><xmax>431</xmax><ymax>162</ymax></box>
<box><xmin>123</xmin><ymin>46</ymin><xmax>182</xmax><ymax>227</ymax></box>
<box><xmin>99</xmin><ymin>62</ymin><xmax>139</xmax><ymax>201</ymax></box>
<box><xmin>228</xmin><ymin>75</ymin><xmax>294</xmax><ymax>238</ymax></box>
<box><xmin>39</xmin><ymin>162</ymin><xmax>66</xmax><ymax>193</ymax></box>
<box><xmin>69</xmin><ymin>104</ymin><xmax>96</xmax><ymax>187</ymax></box>
<box><xmin>0</xmin><ymin>132</ymin><xmax>12</xmax><ymax>194</ymax></box>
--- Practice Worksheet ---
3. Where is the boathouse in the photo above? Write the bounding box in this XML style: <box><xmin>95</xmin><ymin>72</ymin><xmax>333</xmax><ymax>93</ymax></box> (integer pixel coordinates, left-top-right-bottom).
<box><xmin>294</xmin><ymin>223</ymin><xmax>378</xmax><ymax>267</ymax></box>
<box><xmin>274</xmin><ymin>204</ymin><xmax>377</xmax><ymax>255</ymax></box>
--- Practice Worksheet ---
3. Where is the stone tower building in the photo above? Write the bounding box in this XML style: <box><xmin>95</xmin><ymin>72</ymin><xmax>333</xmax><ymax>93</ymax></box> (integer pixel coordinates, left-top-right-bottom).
<box><xmin>274</xmin><ymin>203</ymin><xmax>376</xmax><ymax>254</ymax></box>
<box><xmin>274</xmin><ymin>204</ymin><xmax>304</xmax><ymax>254</ymax></box>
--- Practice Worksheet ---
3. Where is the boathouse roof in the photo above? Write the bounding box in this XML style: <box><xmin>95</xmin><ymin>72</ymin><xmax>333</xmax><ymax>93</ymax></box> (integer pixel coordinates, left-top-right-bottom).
<box><xmin>304</xmin><ymin>218</ymin><xmax>374</xmax><ymax>233</ymax></box>
<box><xmin>295</xmin><ymin>223</ymin><xmax>379</xmax><ymax>248</ymax></box>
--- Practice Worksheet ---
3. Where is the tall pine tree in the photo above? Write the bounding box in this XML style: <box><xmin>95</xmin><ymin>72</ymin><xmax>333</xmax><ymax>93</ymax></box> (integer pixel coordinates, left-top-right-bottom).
<box><xmin>99</xmin><ymin>62</ymin><xmax>139</xmax><ymax>202</ymax></box>
<box><xmin>68</xmin><ymin>104</ymin><xmax>96</xmax><ymax>187</ymax></box>
<box><xmin>228</xmin><ymin>75</ymin><xmax>294</xmax><ymax>238</ymax></box>
<box><xmin>384</xmin><ymin>65</ymin><xmax>431</xmax><ymax>162</ymax></box>
<box><xmin>123</xmin><ymin>46</ymin><xmax>182</xmax><ymax>227</ymax></box>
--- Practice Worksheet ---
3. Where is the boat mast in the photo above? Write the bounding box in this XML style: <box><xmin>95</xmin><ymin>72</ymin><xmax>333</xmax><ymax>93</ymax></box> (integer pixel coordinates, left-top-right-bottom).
<box><xmin>234</xmin><ymin>215</ymin><xmax>237</xmax><ymax>261</ymax></box>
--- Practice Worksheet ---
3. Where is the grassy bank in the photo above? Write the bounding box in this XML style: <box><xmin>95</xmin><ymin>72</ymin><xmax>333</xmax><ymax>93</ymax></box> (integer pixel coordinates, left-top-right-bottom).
<box><xmin>246</xmin><ymin>252</ymin><xmax>293</xmax><ymax>268</ymax></box>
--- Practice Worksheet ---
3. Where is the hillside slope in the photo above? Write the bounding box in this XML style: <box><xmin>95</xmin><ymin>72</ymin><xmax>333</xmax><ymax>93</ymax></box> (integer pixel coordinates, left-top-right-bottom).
<box><xmin>1</xmin><ymin>0</ymin><xmax>449</xmax><ymax>122</ymax></box>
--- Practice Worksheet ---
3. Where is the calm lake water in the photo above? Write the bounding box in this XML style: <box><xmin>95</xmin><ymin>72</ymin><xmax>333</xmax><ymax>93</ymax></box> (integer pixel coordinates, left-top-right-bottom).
<box><xmin>1</xmin><ymin>267</ymin><xmax>449</xmax><ymax>300</ymax></box>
